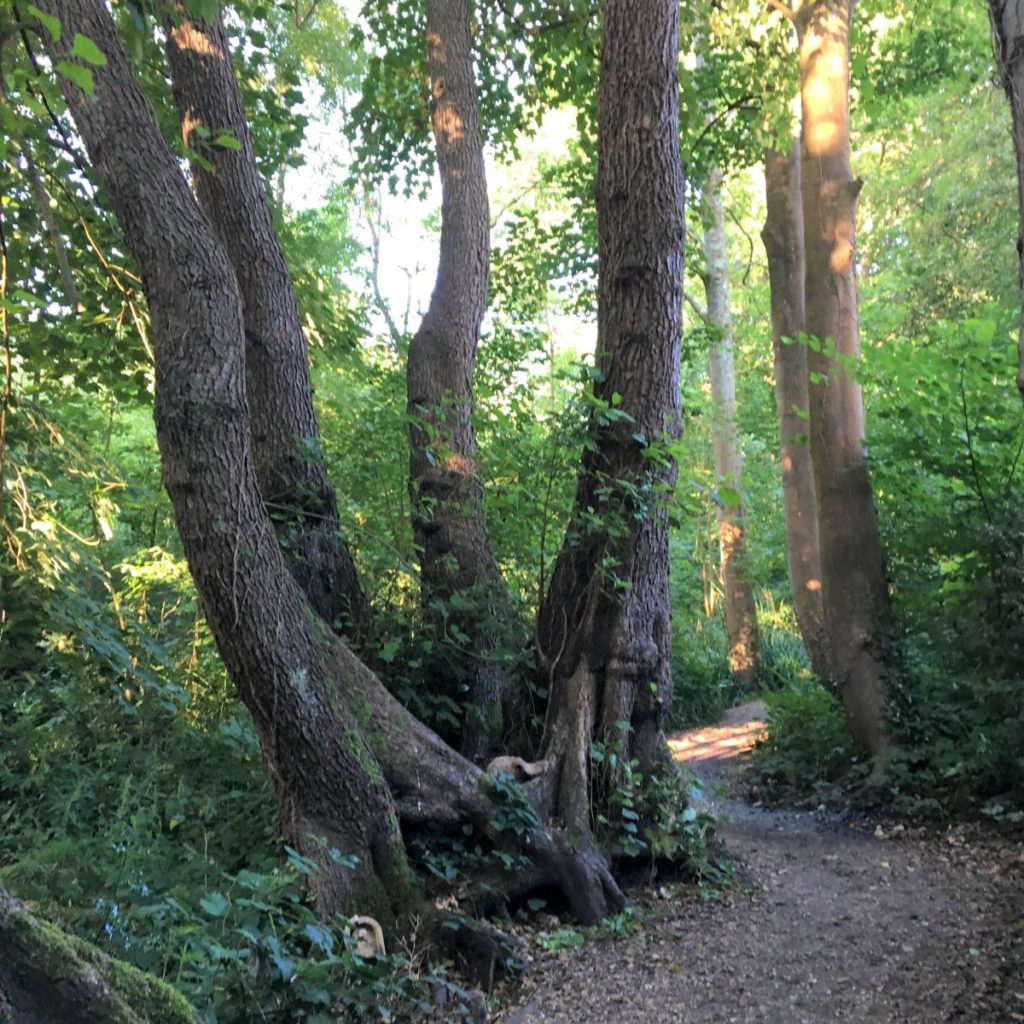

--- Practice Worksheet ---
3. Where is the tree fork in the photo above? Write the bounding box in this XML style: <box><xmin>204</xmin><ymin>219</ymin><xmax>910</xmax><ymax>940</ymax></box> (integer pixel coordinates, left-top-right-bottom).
<box><xmin>36</xmin><ymin>0</ymin><xmax>624</xmax><ymax>931</ymax></box>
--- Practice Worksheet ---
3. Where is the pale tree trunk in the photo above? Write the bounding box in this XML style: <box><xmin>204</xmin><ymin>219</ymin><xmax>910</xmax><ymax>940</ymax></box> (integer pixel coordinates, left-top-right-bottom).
<box><xmin>989</xmin><ymin>0</ymin><xmax>1024</xmax><ymax>399</ymax></box>
<box><xmin>407</xmin><ymin>0</ymin><xmax>520</xmax><ymax>761</ymax></box>
<box><xmin>36</xmin><ymin>0</ymin><xmax>621</xmax><ymax>934</ymax></box>
<box><xmin>797</xmin><ymin>0</ymin><xmax>894</xmax><ymax>761</ymax></box>
<box><xmin>0</xmin><ymin>889</ymin><xmax>196</xmax><ymax>1024</ymax></box>
<box><xmin>700</xmin><ymin>166</ymin><xmax>763</xmax><ymax>689</ymax></box>
<box><xmin>761</xmin><ymin>139</ymin><xmax>828</xmax><ymax>679</ymax></box>
<box><xmin>165</xmin><ymin>10</ymin><xmax>369</xmax><ymax>639</ymax></box>
<box><xmin>536</xmin><ymin>0</ymin><xmax>685</xmax><ymax>882</ymax></box>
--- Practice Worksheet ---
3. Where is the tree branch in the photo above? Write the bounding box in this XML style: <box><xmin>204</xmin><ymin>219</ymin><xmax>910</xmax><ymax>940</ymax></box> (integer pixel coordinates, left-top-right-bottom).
<box><xmin>684</xmin><ymin>290</ymin><xmax>710</xmax><ymax>324</ymax></box>
<box><xmin>766</xmin><ymin>0</ymin><xmax>796</xmax><ymax>21</ymax></box>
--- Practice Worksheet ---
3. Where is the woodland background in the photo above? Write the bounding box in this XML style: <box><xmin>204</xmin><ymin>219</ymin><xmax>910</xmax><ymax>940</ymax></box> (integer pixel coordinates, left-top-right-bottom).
<box><xmin>1</xmin><ymin>1</ymin><xmax>1023</xmax><ymax>1020</ymax></box>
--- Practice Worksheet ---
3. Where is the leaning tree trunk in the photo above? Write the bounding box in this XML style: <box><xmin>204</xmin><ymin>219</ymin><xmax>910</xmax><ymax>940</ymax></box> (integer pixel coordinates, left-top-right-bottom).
<box><xmin>36</xmin><ymin>0</ymin><xmax>622</xmax><ymax>933</ymax></box>
<box><xmin>165</xmin><ymin>9</ymin><xmax>369</xmax><ymax>638</ymax></box>
<box><xmin>797</xmin><ymin>0</ymin><xmax>894</xmax><ymax>761</ymax></box>
<box><xmin>989</xmin><ymin>0</ymin><xmax>1024</xmax><ymax>400</ymax></box>
<box><xmin>700</xmin><ymin>166</ymin><xmax>763</xmax><ymax>689</ymax></box>
<box><xmin>0</xmin><ymin>888</ymin><xmax>196</xmax><ymax>1024</ymax></box>
<box><xmin>761</xmin><ymin>139</ymin><xmax>828</xmax><ymax>680</ymax></box>
<box><xmin>536</xmin><ymin>0</ymin><xmax>685</xmax><ymax>870</ymax></box>
<box><xmin>406</xmin><ymin>0</ymin><xmax>520</xmax><ymax>761</ymax></box>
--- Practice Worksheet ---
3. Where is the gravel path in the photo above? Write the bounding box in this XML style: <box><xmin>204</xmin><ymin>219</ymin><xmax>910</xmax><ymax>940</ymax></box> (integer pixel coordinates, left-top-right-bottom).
<box><xmin>499</xmin><ymin>705</ymin><xmax>1024</xmax><ymax>1024</ymax></box>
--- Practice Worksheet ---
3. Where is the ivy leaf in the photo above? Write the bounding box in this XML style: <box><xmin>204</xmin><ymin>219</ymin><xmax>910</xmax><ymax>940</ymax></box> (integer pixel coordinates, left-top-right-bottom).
<box><xmin>55</xmin><ymin>60</ymin><xmax>94</xmax><ymax>94</ymax></box>
<box><xmin>72</xmin><ymin>33</ymin><xmax>107</xmax><ymax>67</ymax></box>
<box><xmin>199</xmin><ymin>891</ymin><xmax>229</xmax><ymax>917</ymax></box>
<box><xmin>26</xmin><ymin>4</ymin><xmax>61</xmax><ymax>42</ymax></box>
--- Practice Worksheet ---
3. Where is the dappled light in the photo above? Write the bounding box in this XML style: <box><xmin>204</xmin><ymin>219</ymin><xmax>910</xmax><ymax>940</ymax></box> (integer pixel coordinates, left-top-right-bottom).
<box><xmin>5</xmin><ymin>0</ymin><xmax>1024</xmax><ymax>1020</ymax></box>
<box><xmin>668</xmin><ymin>715</ymin><xmax>767</xmax><ymax>765</ymax></box>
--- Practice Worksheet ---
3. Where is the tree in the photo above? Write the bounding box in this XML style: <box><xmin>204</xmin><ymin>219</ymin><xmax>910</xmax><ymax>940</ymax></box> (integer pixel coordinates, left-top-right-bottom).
<box><xmin>535</xmin><ymin>0</ymin><xmax>686</xmax><ymax>876</ymax></box>
<box><xmin>164</xmin><ymin>7</ymin><xmax>369</xmax><ymax>639</ymax></box>
<box><xmin>698</xmin><ymin>165</ymin><xmax>763</xmax><ymax>687</ymax></box>
<box><xmin>761</xmin><ymin>136</ymin><xmax>828</xmax><ymax>679</ymax></box>
<box><xmin>406</xmin><ymin>0</ymin><xmax>521</xmax><ymax>760</ymax></box>
<box><xmin>795</xmin><ymin>0</ymin><xmax>895</xmax><ymax>760</ymax></box>
<box><xmin>32</xmin><ymin>0</ymin><xmax>623</xmax><ymax>935</ymax></box>
<box><xmin>989</xmin><ymin>0</ymin><xmax>1024</xmax><ymax>400</ymax></box>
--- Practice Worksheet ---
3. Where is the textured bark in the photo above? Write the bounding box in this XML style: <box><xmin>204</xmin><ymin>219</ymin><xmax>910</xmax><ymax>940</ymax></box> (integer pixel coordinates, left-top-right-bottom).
<box><xmin>989</xmin><ymin>0</ymin><xmax>1024</xmax><ymax>399</ymax></box>
<box><xmin>761</xmin><ymin>141</ymin><xmax>828</xmax><ymax>680</ymax></box>
<box><xmin>536</xmin><ymin>0</ymin><xmax>685</xmax><ymax>877</ymax></box>
<box><xmin>38</xmin><ymin>0</ymin><xmax>621</xmax><ymax>930</ymax></box>
<box><xmin>165</xmin><ymin>9</ymin><xmax>368</xmax><ymax>638</ymax></box>
<box><xmin>0</xmin><ymin>889</ymin><xmax>196</xmax><ymax>1024</ymax></box>
<box><xmin>407</xmin><ymin>0</ymin><xmax>518</xmax><ymax>760</ymax></box>
<box><xmin>700</xmin><ymin>166</ymin><xmax>763</xmax><ymax>689</ymax></box>
<box><xmin>797</xmin><ymin>0</ymin><xmax>893</xmax><ymax>760</ymax></box>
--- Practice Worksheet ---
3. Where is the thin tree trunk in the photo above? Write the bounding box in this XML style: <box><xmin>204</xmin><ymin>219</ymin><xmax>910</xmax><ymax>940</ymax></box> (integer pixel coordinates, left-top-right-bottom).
<box><xmin>407</xmin><ymin>0</ymin><xmax>519</xmax><ymax>761</ymax></box>
<box><xmin>700</xmin><ymin>166</ymin><xmax>763</xmax><ymax>688</ymax></box>
<box><xmin>989</xmin><ymin>0</ymin><xmax>1024</xmax><ymax>399</ymax></box>
<box><xmin>165</xmin><ymin>10</ymin><xmax>369</xmax><ymax>638</ymax></box>
<box><xmin>761</xmin><ymin>139</ymin><xmax>828</xmax><ymax>679</ymax></box>
<box><xmin>536</xmin><ymin>0</ymin><xmax>685</xmax><ymax>874</ymax></box>
<box><xmin>797</xmin><ymin>0</ymin><xmax>893</xmax><ymax>761</ymax></box>
<box><xmin>37</xmin><ymin>0</ymin><xmax>621</xmax><ymax>930</ymax></box>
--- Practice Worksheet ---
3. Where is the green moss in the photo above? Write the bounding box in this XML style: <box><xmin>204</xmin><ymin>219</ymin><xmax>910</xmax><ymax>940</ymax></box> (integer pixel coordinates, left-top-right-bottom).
<box><xmin>8</xmin><ymin>906</ymin><xmax>195</xmax><ymax>1024</ymax></box>
<box><xmin>345</xmin><ymin>728</ymin><xmax>383</xmax><ymax>785</ymax></box>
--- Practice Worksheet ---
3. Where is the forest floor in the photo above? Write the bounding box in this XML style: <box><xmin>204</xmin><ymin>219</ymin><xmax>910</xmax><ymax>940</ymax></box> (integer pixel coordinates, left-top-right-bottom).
<box><xmin>496</xmin><ymin>703</ymin><xmax>1024</xmax><ymax>1024</ymax></box>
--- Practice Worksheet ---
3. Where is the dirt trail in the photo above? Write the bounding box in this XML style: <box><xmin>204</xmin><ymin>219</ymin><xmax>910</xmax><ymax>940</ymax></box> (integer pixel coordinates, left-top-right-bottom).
<box><xmin>500</xmin><ymin>704</ymin><xmax>1024</xmax><ymax>1024</ymax></box>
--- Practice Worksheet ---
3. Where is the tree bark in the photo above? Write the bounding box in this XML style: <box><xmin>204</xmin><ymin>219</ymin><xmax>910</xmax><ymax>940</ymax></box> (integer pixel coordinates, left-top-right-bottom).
<box><xmin>989</xmin><ymin>0</ymin><xmax>1024</xmax><ymax>399</ymax></box>
<box><xmin>797</xmin><ymin>0</ymin><xmax>894</xmax><ymax>761</ymax></box>
<box><xmin>0</xmin><ymin>888</ymin><xmax>196</xmax><ymax>1024</ymax></box>
<box><xmin>36</xmin><ymin>0</ymin><xmax>621</xmax><ymax>931</ymax></box>
<box><xmin>700</xmin><ymin>166</ymin><xmax>763</xmax><ymax>689</ymax></box>
<box><xmin>536</xmin><ymin>0</ymin><xmax>685</xmax><ymax>872</ymax></box>
<box><xmin>761</xmin><ymin>140</ymin><xmax>828</xmax><ymax>679</ymax></box>
<box><xmin>406</xmin><ymin>0</ymin><xmax>519</xmax><ymax>761</ymax></box>
<box><xmin>165</xmin><ymin>8</ymin><xmax>369</xmax><ymax>638</ymax></box>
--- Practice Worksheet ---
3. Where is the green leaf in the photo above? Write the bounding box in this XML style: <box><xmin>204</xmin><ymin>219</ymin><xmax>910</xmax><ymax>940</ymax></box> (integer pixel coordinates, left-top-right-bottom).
<box><xmin>27</xmin><ymin>4</ymin><xmax>60</xmax><ymax>42</ymax></box>
<box><xmin>213</xmin><ymin>131</ymin><xmax>242</xmax><ymax>150</ymax></box>
<box><xmin>200</xmin><ymin>891</ymin><xmax>229</xmax><ymax>917</ymax></box>
<box><xmin>55</xmin><ymin>60</ymin><xmax>93</xmax><ymax>94</ymax></box>
<box><xmin>72</xmin><ymin>33</ymin><xmax>107</xmax><ymax>66</ymax></box>
<box><xmin>717</xmin><ymin>485</ymin><xmax>742</xmax><ymax>509</ymax></box>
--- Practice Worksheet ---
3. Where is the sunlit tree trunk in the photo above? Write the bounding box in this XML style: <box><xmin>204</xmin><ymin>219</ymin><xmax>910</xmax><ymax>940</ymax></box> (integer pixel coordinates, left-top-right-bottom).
<box><xmin>700</xmin><ymin>166</ymin><xmax>763</xmax><ymax>689</ymax></box>
<box><xmin>37</xmin><ymin>0</ymin><xmax>622</xmax><ymax>932</ymax></box>
<box><xmin>165</xmin><ymin>9</ymin><xmax>368</xmax><ymax>638</ymax></box>
<box><xmin>989</xmin><ymin>0</ymin><xmax>1024</xmax><ymax>399</ymax></box>
<box><xmin>536</xmin><ymin>0</ymin><xmax>685</xmax><ymax>888</ymax></box>
<box><xmin>761</xmin><ymin>139</ymin><xmax>828</xmax><ymax>679</ymax></box>
<box><xmin>406</xmin><ymin>0</ymin><xmax>520</xmax><ymax>760</ymax></box>
<box><xmin>797</xmin><ymin>0</ymin><xmax>894</xmax><ymax>761</ymax></box>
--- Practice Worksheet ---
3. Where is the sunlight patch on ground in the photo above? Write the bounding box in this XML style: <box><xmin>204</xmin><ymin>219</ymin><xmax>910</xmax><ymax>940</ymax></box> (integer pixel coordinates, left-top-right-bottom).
<box><xmin>668</xmin><ymin>714</ymin><xmax>767</xmax><ymax>765</ymax></box>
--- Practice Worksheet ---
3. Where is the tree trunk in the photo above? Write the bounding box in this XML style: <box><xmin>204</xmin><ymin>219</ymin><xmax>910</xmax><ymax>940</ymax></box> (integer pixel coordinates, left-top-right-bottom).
<box><xmin>761</xmin><ymin>140</ymin><xmax>828</xmax><ymax>679</ymax></box>
<box><xmin>164</xmin><ymin>9</ymin><xmax>369</xmax><ymax>638</ymax></box>
<box><xmin>797</xmin><ymin>0</ymin><xmax>893</xmax><ymax>761</ymax></box>
<box><xmin>406</xmin><ymin>0</ymin><xmax>519</xmax><ymax>761</ymax></box>
<box><xmin>536</xmin><ymin>0</ymin><xmax>685</xmax><ymax>869</ymax></box>
<box><xmin>989</xmin><ymin>0</ymin><xmax>1024</xmax><ymax>400</ymax></box>
<box><xmin>36</xmin><ymin>0</ymin><xmax>621</xmax><ymax>932</ymax></box>
<box><xmin>0</xmin><ymin>888</ymin><xmax>196</xmax><ymax>1024</ymax></box>
<box><xmin>700</xmin><ymin>166</ymin><xmax>763</xmax><ymax>689</ymax></box>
